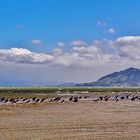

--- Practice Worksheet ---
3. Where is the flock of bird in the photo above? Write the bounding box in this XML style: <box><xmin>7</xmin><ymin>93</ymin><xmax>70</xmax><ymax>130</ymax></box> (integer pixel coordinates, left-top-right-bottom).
<box><xmin>0</xmin><ymin>96</ymin><xmax>82</xmax><ymax>105</ymax></box>
<box><xmin>92</xmin><ymin>94</ymin><xmax>140</xmax><ymax>102</ymax></box>
<box><xmin>0</xmin><ymin>93</ymin><xmax>140</xmax><ymax>105</ymax></box>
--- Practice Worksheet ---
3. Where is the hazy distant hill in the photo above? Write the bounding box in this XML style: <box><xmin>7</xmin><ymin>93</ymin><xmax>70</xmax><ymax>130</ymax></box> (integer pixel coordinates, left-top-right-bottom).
<box><xmin>59</xmin><ymin>83</ymin><xmax>77</xmax><ymax>87</ymax></box>
<box><xmin>76</xmin><ymin>67</ymin><xmax>140</xmax><ymax>86</ymax></box>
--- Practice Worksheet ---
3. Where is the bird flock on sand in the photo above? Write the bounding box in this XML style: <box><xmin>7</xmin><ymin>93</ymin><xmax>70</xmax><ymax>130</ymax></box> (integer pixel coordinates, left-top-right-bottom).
<box><xmin>0</xmin><ymin>92</ymin><xmax>140</xmax><ymax>105</ymax></box>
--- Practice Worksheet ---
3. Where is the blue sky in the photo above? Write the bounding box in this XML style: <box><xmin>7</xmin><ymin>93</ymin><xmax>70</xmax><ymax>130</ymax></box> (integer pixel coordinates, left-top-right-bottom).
<box><xmin>0</xmin><ymin>0</ymin><xmax>140</xmax><ymax>85</ymax></box>
<box><xmin>1</xmin><ymin>0</ymin><xmax>140</xmax><ymax>50</ymax></box>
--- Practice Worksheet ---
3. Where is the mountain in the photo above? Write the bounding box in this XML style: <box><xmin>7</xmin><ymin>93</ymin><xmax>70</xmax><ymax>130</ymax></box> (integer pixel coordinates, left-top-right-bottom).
<box><xmin>76</xmin><ymin>67</ymin><xmax>140</xmax><ymax>86</ymax></box>
<box><xmin>59</xmin><ymin>83</ymin><xmax>78</xmax><ymax>87</ymax></box>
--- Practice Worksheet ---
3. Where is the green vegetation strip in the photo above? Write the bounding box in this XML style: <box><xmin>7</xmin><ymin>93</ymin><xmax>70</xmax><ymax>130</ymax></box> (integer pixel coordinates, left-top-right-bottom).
<box><xmin>0</xmin><ymin>86</ymin><xmax>140</xmax><ymax>94</ymax></box>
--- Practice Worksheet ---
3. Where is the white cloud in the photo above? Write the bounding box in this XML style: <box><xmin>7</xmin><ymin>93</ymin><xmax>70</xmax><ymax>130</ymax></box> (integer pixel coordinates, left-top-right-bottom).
<box><xmin>114</xmin><ymin>36</ymin><xmax>140</xmax><ymax>61</ymax></box>
<box><xmin>115</xmin><ymin>36</ymin><xmax>140</xmax><ymax>47</ymax></box>
<box><xmin>31</xmin><ymin>39</ymin><xmax>42</xmax><ymax>45</ymax></box>
<box><xmin>107</xmin><ymin>28</ymin><xmax>115</xmax><ymax>34</ymax></box>
<box><xmin>0</xmin><ymin>36</ymin><xmax>140</xmax><ymax>68</ymax></box>
<box><xmin>52</xmin><ymin>48</ymin><xmax>63</xmax><ymax>56</ymax></box>
<box><xmin>0</xmin><ymin>48</ymin><xmax>54</xmax><ymax>64</ymax></box>
<box><xmin>57</xmin><ymin>42</ymin><xmax>65</xmax><ymax>47</ymax></box>
<box><xmin>97</xmin><ymin>20</ymin><xmax>107</xmax><ymax>26</ymax></box>
<box><xmin>93</xmin><ymin>39</ymin><xmax>114</xmax><ymax>49</ymax></box>
<box><xmin>0</xmin><ymin>36</ymin><xmax>140</xmax><ymax>84</ymax></box>
<box><xmin>70</xmin><ymin>40</ymin><xmax>86</xmax><ymax>46</ymax></box>
<box><xmin>0</xmin><ymin>46</ymin><xmax>113</xmax><ymax>67</ymax></box>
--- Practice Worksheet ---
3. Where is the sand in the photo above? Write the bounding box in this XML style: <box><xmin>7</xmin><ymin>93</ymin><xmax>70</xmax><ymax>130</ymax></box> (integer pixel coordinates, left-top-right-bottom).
<box><xmin>0</xmin><ymin>100</ymin><xmax>139</xmax><ymax>140</ymax></box>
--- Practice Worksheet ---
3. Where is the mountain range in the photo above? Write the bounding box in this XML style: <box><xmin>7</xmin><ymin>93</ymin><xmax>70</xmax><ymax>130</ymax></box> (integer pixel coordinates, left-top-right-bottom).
<box><xmin>61</xmin><ymin>67</ymin><xmax>140</xmax><ymax>87</ymax></box>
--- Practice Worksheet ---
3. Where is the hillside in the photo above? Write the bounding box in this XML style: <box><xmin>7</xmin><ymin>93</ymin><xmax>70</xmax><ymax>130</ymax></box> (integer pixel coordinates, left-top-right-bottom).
<box><xmin>77</xmin><ymin>67</ymin><xmax>140</xmax><ymax>86</ymax></box>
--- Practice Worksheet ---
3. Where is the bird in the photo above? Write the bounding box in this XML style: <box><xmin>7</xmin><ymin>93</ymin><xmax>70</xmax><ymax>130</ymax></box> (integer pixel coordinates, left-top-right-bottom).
<box><xmin>40</xmin><ymin>98</ymin><xmax>45</xmax><ymax>103</ymax></box>
<box><xmin>99</xmin><ymin>96</ymin><xmax>103</xmax><ymax>101</ymax></box>
<box><xmin>54</xmin><ymin>97</ymin><xmax>61</xmax><ymax>102</ymax></box>
<box><xmin>49</xmin><ymin>99</ymin><xmax>53</xmax><ymax>102</ymax></box>
<box><xmin>69</xmin><ymin>96</ymin><xmax>73</xmax><ymax>101</ymax></box>
<box><xmin>61</xmin><ymin>100</ymin><xmax>65</xmax><ymax>103</ymax></box>
<box><xmin>93</xmin><ymin>98</ymin><xmax>99</xmax><ymax>102</ymax></box>
<box><xmin>104</xmin><ymin>96</ymin><xmax>110</xmax><ymax>101</ymax></box>
<box><xmin>35</xmin><ymin>98</ymin><xmax>40</xmax><ymax>103</ymax></box>
<box><xmin>73</xmin><ymin>97</ymin><xmax>78</xmax><ymax>102</ymax></box>
<box><xmin>4</xmin><ymin>98</ymin><xmax>9</xmax><ymax>103</ymax></box>
<box><xmin>79</xmin><ymin>96</ymin><xmax>82</xmax><ymax>99</ymax></box>
<box><xmin>120</xmin><ymin>96</ymin><xmax>125</xmax><ymax>100</ymax></box>
<box><xmin>126</xmin><ymin>94</ymin><xmax>131</xmax><ymax>99</ymax></box>
<box><xmin>131</xmin><ymin>95</ymin><xmax>136</xmax><ymax>101</ymax></box>
<box><xmin>32</xmin><ymin>97</ymin><xmax>36</xmax><ymax>101</ymax></box>
<box><xmin>84</xmin><ymin>96</ymin><xmax>89</xmax><ymax>99</ymax></box>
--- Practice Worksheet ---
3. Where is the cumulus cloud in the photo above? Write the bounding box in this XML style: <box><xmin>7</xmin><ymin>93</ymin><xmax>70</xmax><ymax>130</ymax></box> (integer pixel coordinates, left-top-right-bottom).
<box><xmin>107</xmin><ymin>28</ymin><xmax>115</xmax><ymax>34</ymax></box>
<box><xmin>52</xmin><ymin>44</ymin><xmax>115</xmax><ymax>67</ymax></box>
<box><xmin>57</xmin><ymin>42</ymin><xmax>65</xmax><ymax>47</ymax></box>
<box><xmin>31</xmin><ymin>39</ymin><xmax>42</xmax><ymax>45</ymax></box>
<box><xmin>52</xmin><ymin>48</ymin><xmax>63</xmax><ymax>56</ymax></box>
<box><xmin>0</xmin><ymin>36</ymin><xmax>140</xmax><ymax>68</ymax></box>
<box><xmin>115</xmin><ymin>36</ymin><xmax>140</xmax><ymax>47</ymax></box>
<box><xmin>114</xmin><ymin>36</ymin><xmax>140</xmax><ymax>61</ymax></box>
<box><xmin>93</xmin><ymin>36</ymin><xmax>140</xmax><ymax>62</ymax></box>
<box><xmin>0</xmin><ymin>48</ymin><xmax>54</xmax><ymax>64</ymax></box>
<box><xmin>93</xmin><ymin>39</ymin><xmax>114</xmax><ymax>49</ymax></box>
<box><xmin>0</xmin><ymin>46</ymin><xmax>113</xmax><ymax>67</ymax></box>
<box><xmin>70</xmin><ymin>40</ymin><xmax>86</xmax><ymax>46</ymax></box>
<box><xmin>1</xmin><ymin>36</ymin><xmax>140</xmax><ymax>84</ymax></box>
<box><xmin>52</xmin><ymin>46</ymin><xmax>99</xmax><ymax>67</ymax></box>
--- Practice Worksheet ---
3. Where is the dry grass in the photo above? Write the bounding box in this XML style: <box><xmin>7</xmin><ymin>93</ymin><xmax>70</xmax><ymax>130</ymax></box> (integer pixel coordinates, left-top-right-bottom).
<box><xmin>0</xmin><ymin>100</ymin><xmax>139</xmax><ymax>140</ymax></box>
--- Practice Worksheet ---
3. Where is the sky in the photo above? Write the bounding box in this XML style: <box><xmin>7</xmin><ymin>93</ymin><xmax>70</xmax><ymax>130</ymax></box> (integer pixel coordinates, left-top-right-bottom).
<box><xmin>0</xmin><ymin>0</ymin><xmax>140</xmax><ymax>85</ymax></box>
